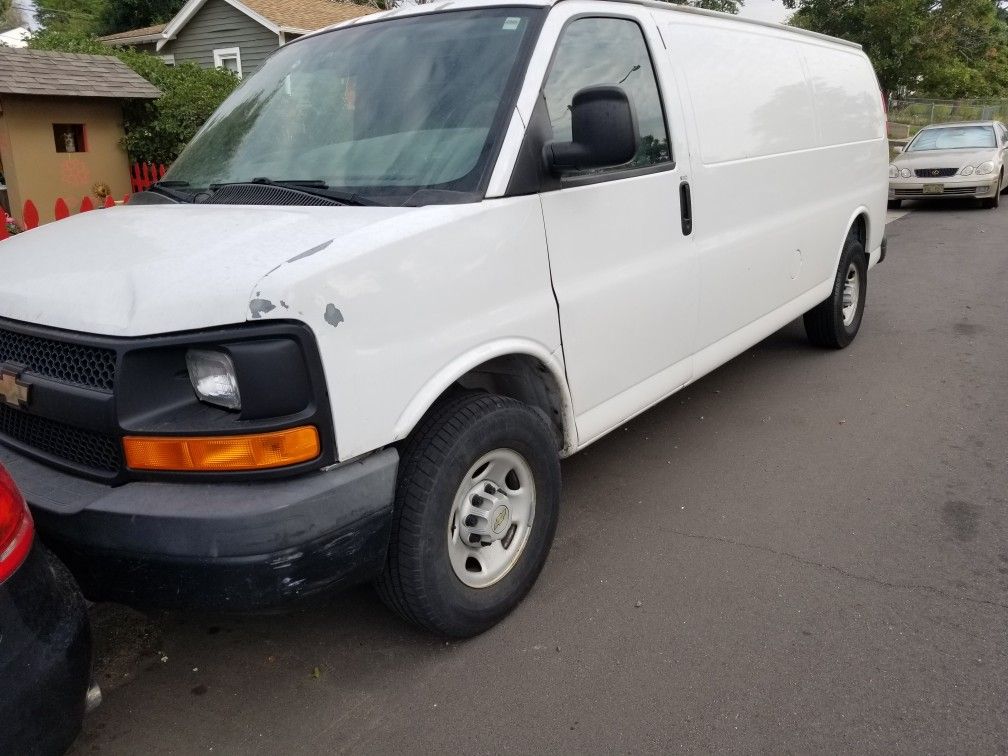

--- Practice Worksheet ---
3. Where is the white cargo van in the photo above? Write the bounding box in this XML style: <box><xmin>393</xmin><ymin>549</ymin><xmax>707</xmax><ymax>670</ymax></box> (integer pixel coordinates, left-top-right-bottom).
<box><xmin>0</xmin><ymin>0</ymin><xmax>888</xmax><ymax>636</ymax></box>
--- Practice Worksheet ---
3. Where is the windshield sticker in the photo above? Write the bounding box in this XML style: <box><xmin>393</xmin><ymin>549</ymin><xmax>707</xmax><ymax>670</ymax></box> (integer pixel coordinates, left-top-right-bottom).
<box><xmin>502</xmin><ymin>17</ymin><xmax>521</xmax><ymax>31</ymax></box>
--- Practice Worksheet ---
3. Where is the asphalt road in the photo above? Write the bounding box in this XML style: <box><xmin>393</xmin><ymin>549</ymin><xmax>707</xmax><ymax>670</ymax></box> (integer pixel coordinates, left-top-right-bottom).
<box><xmin>71</xmin><ymin>200</ymin><xmax>1007</xmax><ymax>754</ymax></box>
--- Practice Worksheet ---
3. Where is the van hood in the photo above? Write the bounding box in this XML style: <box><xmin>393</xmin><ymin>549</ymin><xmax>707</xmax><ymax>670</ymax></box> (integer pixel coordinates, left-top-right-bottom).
<box><xmin>0</xmin><ymin>204</ymin><xmax>413</xmax><ymax>337</ymax></box>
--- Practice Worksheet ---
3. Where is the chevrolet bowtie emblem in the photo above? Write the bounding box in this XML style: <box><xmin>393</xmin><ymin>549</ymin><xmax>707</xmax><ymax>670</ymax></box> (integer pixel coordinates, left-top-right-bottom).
<box><xmin>0</xmin><ymin>368</ymin><xmax>30</xmax><ymax>409</ymax></box>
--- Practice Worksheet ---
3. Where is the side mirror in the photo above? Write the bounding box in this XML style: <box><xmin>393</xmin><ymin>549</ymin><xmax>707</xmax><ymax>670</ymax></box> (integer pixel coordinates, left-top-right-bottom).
<box><xmin>544</xmin><ymin>85</ymin><xmax>639</xmax><ymax>174</ymax></box>
<box><xmin>892</xmin><ymin>145</ymin><xmax>905</xmax><ymax>154</ymax></box>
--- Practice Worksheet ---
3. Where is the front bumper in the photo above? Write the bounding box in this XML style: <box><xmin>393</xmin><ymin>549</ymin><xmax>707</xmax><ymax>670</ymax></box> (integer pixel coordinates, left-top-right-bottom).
<box><xmin>889</xmin><ymin>177</ymin><xmax>999</xmax><ymax>200</ymax></box>
<box><xmin>0</xmin><ymin>443</ymin><xmax>399</xmax><ymax>610</ymax></box>
<box><xmin>0</xmin><ymin>544</ymin><xmax>92</xmax><ymax>756</ymax></box>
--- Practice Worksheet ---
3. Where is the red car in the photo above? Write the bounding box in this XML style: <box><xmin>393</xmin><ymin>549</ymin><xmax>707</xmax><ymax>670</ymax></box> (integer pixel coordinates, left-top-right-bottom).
<box><xmin>0</xmin><ymin>464</ymin><xmax>94</xmax><ymax>755</ymax></box>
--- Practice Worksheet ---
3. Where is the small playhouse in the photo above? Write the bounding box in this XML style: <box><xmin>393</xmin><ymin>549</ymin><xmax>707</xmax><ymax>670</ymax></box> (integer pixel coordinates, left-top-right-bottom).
<box><xmin>0</xmin><ymin>47</ymin><xmax>160</xmax><ymax>227</ymax></box>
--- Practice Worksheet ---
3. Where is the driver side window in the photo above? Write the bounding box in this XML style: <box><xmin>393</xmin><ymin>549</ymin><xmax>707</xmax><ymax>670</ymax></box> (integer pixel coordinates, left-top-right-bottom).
<box><xmin>543</xmin><ymin>17</ymin><xmax>671</xmax><ymax>176</ymax></box>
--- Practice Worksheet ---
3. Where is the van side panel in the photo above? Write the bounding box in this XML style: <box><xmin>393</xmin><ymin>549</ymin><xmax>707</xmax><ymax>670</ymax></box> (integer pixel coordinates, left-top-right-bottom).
<box><xmin>674</xmin><ymin>25</ymin><xmax>818</xmax><ymax>165</ymax></box>
<box><xmin>801</xmin><ymin>43</ymin><xmax>886</xmax><ymax>146</ymax></box>
<box><xmin>657</xmin><ymin>14</ymin><xmax>887</xmax><ymax>354</ymax></box>
<box><xmin>800</xmin><ymin>40</ymin><xmax>889</xmax><ymax>259</ymax></box>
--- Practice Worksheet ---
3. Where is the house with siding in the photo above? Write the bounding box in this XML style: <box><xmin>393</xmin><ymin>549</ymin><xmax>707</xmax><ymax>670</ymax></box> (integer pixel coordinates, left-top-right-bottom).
<box><xmin>100</xmin><ymin>0</ymin><xmax>375</xmax><ymax>77</ymax></box>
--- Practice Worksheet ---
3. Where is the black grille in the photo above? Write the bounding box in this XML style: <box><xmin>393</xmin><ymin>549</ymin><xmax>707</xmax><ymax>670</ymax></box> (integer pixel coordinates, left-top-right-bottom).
<box><xmin>0</xmin><ymin>327</ymin><xmax>116</xmax><ymax>391</ymax></box>
<box><xmin>915</xmin><ymin>168</ymin><xmax>958</xmax><ymax>178</ymax></box>
<box><xmin>0</xmin><ymin>405</ymin><xmax>122</xmax><ymax>473</ymax></box>
<box><xmin>204</xmin><ymin>183</ymin><xmax>343</xmax><ymax>207</ymax></box>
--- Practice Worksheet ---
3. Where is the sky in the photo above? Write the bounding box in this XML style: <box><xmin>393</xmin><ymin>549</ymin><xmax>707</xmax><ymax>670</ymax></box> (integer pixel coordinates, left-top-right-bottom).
<box><xmin>11</xmin><ymin>0</ymin><xmax>38</xmax><ymax>29</ymax></box>
<box><xmin>737</xmin><ymin>0</ymin><xmax>791</xmax><ymax>23</ymax></box>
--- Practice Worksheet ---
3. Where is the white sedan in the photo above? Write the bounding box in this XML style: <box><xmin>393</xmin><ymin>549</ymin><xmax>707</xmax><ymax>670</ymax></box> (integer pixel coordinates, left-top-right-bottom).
<box><xmin>889</xmin><ymin>121</ymin><xmax>1008</xmax><ymax>209</ymax></box>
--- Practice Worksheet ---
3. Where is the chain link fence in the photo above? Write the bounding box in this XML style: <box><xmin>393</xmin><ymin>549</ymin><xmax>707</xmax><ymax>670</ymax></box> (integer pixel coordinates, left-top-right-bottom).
<box><xmin>888</xmin><ymin>97</ymin><xmax>1008</xmax><ymax>143</ymax></box>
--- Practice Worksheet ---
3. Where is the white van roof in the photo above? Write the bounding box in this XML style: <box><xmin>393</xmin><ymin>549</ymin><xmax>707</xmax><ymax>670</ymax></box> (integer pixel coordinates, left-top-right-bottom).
<box><xmin>318</xmin><ymin>0</ymin><xmax>862</xmax><ymax>52</ymax></box>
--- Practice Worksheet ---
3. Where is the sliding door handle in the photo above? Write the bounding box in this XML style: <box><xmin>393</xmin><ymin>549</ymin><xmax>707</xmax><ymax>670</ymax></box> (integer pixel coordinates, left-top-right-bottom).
<box><xmin>679</xmin><ymin>181</ymin><xmax>693</xmax><ymax>236</ymax></box>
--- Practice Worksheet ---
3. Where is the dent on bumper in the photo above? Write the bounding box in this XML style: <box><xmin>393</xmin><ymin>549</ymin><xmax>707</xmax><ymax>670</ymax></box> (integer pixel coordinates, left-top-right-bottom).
<box><xmin>0</xmin><ymin>444</ymin><xmax>399</xmax><ymax>609</ymax></box>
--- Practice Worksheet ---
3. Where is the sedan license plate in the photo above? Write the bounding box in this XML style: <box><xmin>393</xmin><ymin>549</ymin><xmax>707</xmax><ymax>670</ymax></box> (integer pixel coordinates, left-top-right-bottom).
<box><xmin>922</xmin><ymin>184</ymin><xmax>944</xmax><ymax>195</ymax></box>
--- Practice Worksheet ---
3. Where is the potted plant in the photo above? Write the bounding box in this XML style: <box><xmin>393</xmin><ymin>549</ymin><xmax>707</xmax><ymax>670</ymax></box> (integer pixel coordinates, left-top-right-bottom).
<box><xmin>4</xmin><ymin>213</ymin><xmax>22</xmax><ymax>236</ymax></box>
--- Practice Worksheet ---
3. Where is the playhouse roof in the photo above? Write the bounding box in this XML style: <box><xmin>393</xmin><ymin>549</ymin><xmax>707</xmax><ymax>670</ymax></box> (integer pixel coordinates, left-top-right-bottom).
<box><xmin>0</xmin><ymin>48</ymin><xmax>161</xmax><ymax>100</ymax></box>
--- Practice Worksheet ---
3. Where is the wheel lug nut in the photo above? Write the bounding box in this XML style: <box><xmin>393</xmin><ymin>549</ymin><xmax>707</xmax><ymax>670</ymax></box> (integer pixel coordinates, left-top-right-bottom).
<box><xmin>464</xmin><ymin>515</ymin><xmax>478</xmax><ymax>527</ymax></box>
<box><xmin>468</xmin><ymin>534</ymin><xmax>482</xmax><ymax>545</ymax></box>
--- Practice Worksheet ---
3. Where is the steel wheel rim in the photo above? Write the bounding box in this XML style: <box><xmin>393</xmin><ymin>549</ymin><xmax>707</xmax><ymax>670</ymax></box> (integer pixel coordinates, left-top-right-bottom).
<box><xmin>841</xmin><ymin>263</ymin><xmax>860</xmax><ymax>327</ymax></box>
<box><xmin>447</xmin><ymin>448</ymin><xmax>536</xmax><ymax>589</ymax></box>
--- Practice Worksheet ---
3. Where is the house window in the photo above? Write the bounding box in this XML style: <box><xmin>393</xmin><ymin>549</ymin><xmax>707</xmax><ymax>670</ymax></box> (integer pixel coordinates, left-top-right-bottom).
<box><xmin>53</xmin><ymin>124</ymin><xmax>86</xmax><ymax>153</ymax></box>
<box><xmin>213</xmin><ymin>47</ymin><xmax>242</xmax><ymax>78</ymax></box>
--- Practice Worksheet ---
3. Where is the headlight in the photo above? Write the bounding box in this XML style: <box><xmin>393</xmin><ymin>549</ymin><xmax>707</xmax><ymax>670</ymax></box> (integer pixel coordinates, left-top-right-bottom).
<box><xmin>900</xmin><ymin>168</ymin><xmax>912</xmax><ymax>178</ymax></box>
<box><xmin>186</xmin><ymin>349</ymin><xmax>241</xmax><ymax>410</ymax></box>
<box><xmin>960</xmin><ymin>165</ymin><xmax>975</xmax><ymax>176</ymax></box>
<box><xmin>889</xmin><ymin>165</ymin><xmax>899</xmax><ymax>179</ymax></box>
<box><xmin>976</xmin><ymin>161</ymin><xmax>995</xmax><ymax>176</ymax></box>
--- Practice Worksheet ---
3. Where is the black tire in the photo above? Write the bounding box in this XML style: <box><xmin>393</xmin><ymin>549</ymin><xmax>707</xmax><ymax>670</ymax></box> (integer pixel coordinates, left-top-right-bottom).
<box><xmin>376</xmin><ymin>392</ymin><xmax>561</xmax><ymax>637</ymax></box>
<box><xmin>887</xmin><ymin>199</ymin><xmax>902</xmax><ymax>209</ymax></box>
<box><xmin>803</xmin><ymin>233</ymin><xmax>868</xmax><ymax>349</ymax></box>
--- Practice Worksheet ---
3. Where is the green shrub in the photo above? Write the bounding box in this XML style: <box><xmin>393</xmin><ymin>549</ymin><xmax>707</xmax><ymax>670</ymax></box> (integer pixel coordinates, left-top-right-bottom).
<box><xmin>29</xmin><ymin>30</ymin><xmax>239</xmax><ymax>164</ymax></box>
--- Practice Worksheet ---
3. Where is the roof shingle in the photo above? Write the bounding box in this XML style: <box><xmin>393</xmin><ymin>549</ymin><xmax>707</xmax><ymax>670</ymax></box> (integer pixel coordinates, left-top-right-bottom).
<box><xmin>242</xmin><ymin>0</ymin><xmax>376</xmax><ymax>31</ymax></box>
<box><xmin>98</xmin><ymin>23</ymin><xmax>168</xmax><ymax>44</ymax></box>
<box><xmin>0</xmin><ymin>48</ymin><xmax>161</xmax><ymax>99</ymax></box>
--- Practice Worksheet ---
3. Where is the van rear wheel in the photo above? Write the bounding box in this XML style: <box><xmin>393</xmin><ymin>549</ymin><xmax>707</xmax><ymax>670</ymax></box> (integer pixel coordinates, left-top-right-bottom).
<box><xmin>376</xmin><ymin>392</ymin><xmax>560</xmax><ymax>637</ymax></box>
<box><xmin>803</xmin><ymin>234</ymin><xmax>867</xmax><ymax>349</ymax></box>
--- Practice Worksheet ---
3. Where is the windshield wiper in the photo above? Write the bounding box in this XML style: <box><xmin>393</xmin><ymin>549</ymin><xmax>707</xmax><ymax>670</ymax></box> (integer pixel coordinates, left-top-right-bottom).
<box><xmin>148</xmin><ymin>180</ymin><xmax>197</xmax><ymax>203</ymax></box>
<box><xmin>209</xmin><ymin>177</ymin><xmax>379</xmax><ymax>206</ymax></box>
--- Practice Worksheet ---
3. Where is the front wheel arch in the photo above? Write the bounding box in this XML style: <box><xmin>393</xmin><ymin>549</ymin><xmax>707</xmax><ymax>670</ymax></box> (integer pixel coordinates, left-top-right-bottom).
<box><xmin>392</xmin><ymin>342</ymin><xmax>578</xmax><ymax>455</ymax></box>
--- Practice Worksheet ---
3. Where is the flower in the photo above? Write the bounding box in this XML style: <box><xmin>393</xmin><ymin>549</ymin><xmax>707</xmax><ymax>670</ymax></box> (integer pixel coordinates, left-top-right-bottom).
<box><xmin>4</xmin><ymin>213</ymin><xmax>24</xmax><ymax>236</ymax></box>
<box><xmin>92</xmin><ymin>181</ymin><xmax>112</xmax><ymax>201</ymax></box>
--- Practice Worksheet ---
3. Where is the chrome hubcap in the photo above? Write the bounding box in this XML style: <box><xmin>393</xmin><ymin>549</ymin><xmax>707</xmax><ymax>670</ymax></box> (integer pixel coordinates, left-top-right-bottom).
<box><xmin>841</xmin><ymin>263</ymin><xmax>860</xmax><ymax>327</ymax></box>
<box><xmin>447</xmin><ymin>449</ymin><xmax>535</xmax><ymax>589</ymax></box>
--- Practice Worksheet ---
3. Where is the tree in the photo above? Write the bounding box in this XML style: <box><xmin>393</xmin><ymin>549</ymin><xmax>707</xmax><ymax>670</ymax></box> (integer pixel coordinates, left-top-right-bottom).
<box><xmin>96</xmin><ymin>0</ymin><xmax>186</xmax><ymax>36</ymax></box>
<box><xmin>1</xmin><ymin>0</ymin><xmax>24</xmax><ymax>32</ymax></box>
<box><xmin>667</xmin><ymin>0</ymin><xmax>744</xmax><ymax>11</ymax></box>
<box><xmin>29</xmin><ymin>30</ymin><xmax>240</xmax><ymax>164</ymax></box>
<box><xmin>921</xmin><ymin>0</ymin><xmax>1008</xmax><ymax>97</ymax></box>
<box><xmin>34</xmin><ymin>0</ymin><xmax>105</xmax><ymax>34</ymax></box>
<box><xmin>785</xmin><ymin>0</ymin><xmax>1008</xmax><ymax>97</ymax></box>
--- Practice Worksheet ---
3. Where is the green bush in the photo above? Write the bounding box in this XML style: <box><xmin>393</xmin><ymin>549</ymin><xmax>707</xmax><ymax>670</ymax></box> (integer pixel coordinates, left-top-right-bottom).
<box><xmin>29</xmin><ymin>30</ymin><xmax>239</xmax><ymax>164</ymax></box>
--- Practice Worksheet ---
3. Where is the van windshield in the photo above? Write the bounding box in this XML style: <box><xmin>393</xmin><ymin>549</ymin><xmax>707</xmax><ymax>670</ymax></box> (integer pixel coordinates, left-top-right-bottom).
<box><xmin>908</xmin><ymin>125</ymin><xmax>996</xmax><ymax>151</ymax></box>
<box><xmin>163</xmin><ymin>9</ymin><xmax>540</xmax><ymax>205</ymax></box>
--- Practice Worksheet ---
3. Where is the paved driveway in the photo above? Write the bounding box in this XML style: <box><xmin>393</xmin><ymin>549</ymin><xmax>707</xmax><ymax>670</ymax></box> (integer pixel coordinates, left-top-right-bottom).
<box><xmin>72</xmin><ymin>200</ymin><xmax>1007</xmax><ymax>754</ymax></box>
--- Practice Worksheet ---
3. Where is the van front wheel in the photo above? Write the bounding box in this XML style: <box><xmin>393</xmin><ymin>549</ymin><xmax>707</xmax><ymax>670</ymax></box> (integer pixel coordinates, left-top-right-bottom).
<box><xmin>376</xmin><ymin>393</ymin><xmax>560</xmax><ymax>637</ymax></box>
<box><xmin>803</xmin><ymin>235</ymin><xmax>867</xmax><ymax>349</ymax></box>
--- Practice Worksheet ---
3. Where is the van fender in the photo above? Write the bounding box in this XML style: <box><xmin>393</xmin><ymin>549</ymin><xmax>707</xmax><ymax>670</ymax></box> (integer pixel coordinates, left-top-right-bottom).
<box><xmin>391</xmin><ymin>338</ymin><xmax>578</xmax><ymax>454</ymax></box>
<box><xmin>835</xmin><ymin>205</ymin><xmax>872</xmax><ymax>270</ymax></box>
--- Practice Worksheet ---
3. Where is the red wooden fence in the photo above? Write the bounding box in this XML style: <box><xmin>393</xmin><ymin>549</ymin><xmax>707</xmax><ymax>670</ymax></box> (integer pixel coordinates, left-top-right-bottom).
<box><xmin>2</xmin><ymin>194</ymin><xmax>124</xmax><ymax>241</ymax></box>
<box><xmin>130</xmin><ymin>162</ymin><xmax>169</xmax><ymax>193</ymax></box>
<box><xmin>2</xmin><ymin>161</ymin><xmax>169</xmax><ymax>241</ymax></box>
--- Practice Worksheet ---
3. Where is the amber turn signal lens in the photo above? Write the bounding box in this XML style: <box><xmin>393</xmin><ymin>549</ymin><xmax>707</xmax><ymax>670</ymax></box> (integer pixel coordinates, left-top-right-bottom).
<box><xmin>123</xmin><ymin>426</ymin><xmax>320</xmax><ymax>472</ymax></box>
